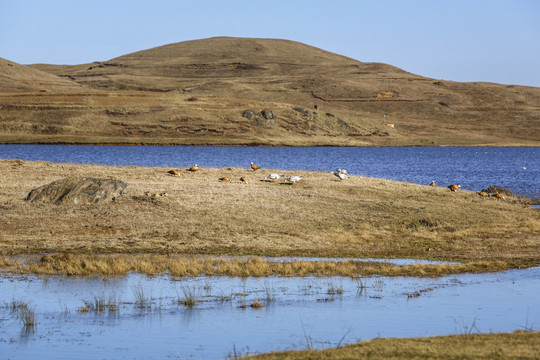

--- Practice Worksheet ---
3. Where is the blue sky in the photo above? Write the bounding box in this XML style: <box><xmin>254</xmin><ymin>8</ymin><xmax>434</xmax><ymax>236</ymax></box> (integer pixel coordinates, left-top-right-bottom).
<box><xmin>1</xmin><ymin>0</ymin><xmax>539</xmax><ymax>87</ymax></box>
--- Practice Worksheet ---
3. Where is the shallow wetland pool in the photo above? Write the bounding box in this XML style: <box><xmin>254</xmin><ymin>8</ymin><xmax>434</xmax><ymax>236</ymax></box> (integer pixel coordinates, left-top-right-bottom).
<box><xmin>1</xmin><ymin>266</ymin><xmax>539</xmax><ymax>359</ymax></box>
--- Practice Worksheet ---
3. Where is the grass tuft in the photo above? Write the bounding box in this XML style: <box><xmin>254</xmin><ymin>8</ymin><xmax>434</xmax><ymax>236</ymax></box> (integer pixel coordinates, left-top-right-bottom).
<box><xmin>250</xmin><ymin>299</ymin><xmax>265</xmax><ymax>309</ymax></box>
<box><xmin>327</xmin><ymin>281</ymin><xmax>344</xmax><ymax>295</ymax></box>
<box><xmin>11</xmin><ymin>301</ymin><xmax>36</xmax><ymax>331</ymax></box>
<box><xmin>131</xmin><ymin>284</ymin><xmax>151</xmax><ymax>310</ymax></box>
<box><xmin>177</xmin><ymin>285</ymin><xmax>200</xmax><ymax>308</ymax></box>
<box><xmin>82</xmin><ymin>293</ymin><xmax>120</xmax><ymax>313</ymax></box>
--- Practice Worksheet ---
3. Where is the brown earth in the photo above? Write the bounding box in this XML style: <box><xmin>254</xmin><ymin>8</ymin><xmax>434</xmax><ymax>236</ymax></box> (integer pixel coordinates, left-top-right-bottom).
<box><xmin>0</xmin><ymin>37</ymin><xmax>539</xmax><ymax>146</ymax></box>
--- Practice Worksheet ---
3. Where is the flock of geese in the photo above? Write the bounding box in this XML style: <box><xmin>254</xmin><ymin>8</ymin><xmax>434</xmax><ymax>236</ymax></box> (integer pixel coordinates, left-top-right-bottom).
<box><xmin>166</xmin><ymin>162</ymin><xmax>342</xmax><ymax>186</ymax></box>
<box><xmin>167</xmin><ymin>163</ymin><xmax>505</xmax><ymax>198</ymax></box>
<box><xmin>434</xmin><ymin>181</ymin><xmax>504</xmax><ymax>199</ymax></box>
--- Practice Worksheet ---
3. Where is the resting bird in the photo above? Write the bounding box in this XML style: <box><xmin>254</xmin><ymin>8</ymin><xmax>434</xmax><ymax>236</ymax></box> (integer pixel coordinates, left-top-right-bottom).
<box><xmin>493</xmin><ymin>193</ymin><xmax>505</xmax><ymax>199</ymax></box>
<box><xmin>240</xmin><ymin>176</ymin><xmax>248</xmax><ymax>184</ymax></box>
<box><xmin>448</xmin><ymin>184</ymin><xmax>461</xmax><ymax>192</ymax></box>
<box><xmin>265</xmin><ymin>173</ymin><xmax>284</xmax><ymax>182</ymax></box>
<box><xmin>167</xmin><ymin>169</ymin><xmax>180</xmax><ymax>176</ymax></box>
<box><xmin>286</xmin><ymin>176</ymin><xmax>303</xmax><ymax>185</ymax></box>
<box><xmin>332</xmin><ymin>170</ymin><xmax>349</xmax><ymax>180</ymax></box>
<box><xmin>250</xmin><ymin>162</ymin><xmax>261</xmax><ymax>171</ymax></box>
<box><xmin>429</xmin><ymin>181</ymin><xmax>436</xmax><ymax>187</ymax></box>
<box><xmin>219</xmin><ymin>177</ymin><xmax>231</xmax><ymax>182</ymax></box>
<box><xmin>187</xmin><ymin>164</ymin><xmax>199</xmax><ymax>172</ymax></box>
<box><xmin>476</xmin><ymin>191</ymin><xmax>488</xmax><ymax>197</ymax></box>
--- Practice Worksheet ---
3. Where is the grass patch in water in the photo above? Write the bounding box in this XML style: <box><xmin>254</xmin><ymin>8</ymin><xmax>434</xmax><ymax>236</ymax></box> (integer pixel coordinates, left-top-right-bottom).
<box><xmin>82</xmin><ymin>294</ymin><xmax>120</xmax><ymax>313</ymax></box>
<box><xmin>8</xmin><ymin>300</ymin><xmax>37</xmax><ymax>332</ymax></box>
<box><xmin>327</xmin><ymin>280</ymin><xmax>344</xmax><ymax>295</ymax></box>
<box><xmin>264</xmin><ymin>283</ymin><xmax>275</xmax><ymax>303</ymax></box>
<box><xmin>17</xmin><ymin>306</ymin><xmax>36</xmax><ymax>332</ymax></box>
<box><xmin>4</xmin><ymin>253</ymin><xmax>532</xmax><ymax>278</ymax></box>
<box><xmin>250</xmin><ymin>298</ymin><xmax>264</xmax><ymax>309</ymax></box>
<box><xmin>131</xmin><ymin>284</ymin><xmax>151</xmax><ymax>310</ymax></box>
<box><xmin>177</xmin><ymin>285</ymin><xmax>200</xmax><ymax>308</ymax></box>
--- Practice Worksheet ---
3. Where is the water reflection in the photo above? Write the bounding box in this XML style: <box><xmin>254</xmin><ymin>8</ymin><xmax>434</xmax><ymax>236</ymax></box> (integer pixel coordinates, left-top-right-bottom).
<box><xmin>1</xmin><ymin>267</ymin><xmax>539</xmax><ymax>359</ymax></box>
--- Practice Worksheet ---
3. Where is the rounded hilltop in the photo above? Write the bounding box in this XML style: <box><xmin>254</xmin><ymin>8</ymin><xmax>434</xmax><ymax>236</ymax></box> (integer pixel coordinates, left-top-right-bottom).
<box><xmin>0</xmin><ymin>37</ymin><xmax>538</xmax><ymax>146</ymax></box>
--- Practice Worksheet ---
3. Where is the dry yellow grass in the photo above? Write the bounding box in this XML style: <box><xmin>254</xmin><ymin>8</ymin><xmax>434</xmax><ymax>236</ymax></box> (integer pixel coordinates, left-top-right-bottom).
<box><xmin>0</xmin><ymin>159</ymin><xmax>538</xmax><ymax>276</ymax></box>
<box><xmin>243</xmin><ymin>331</ymin><xmax>540</xmax><ymax>360</ymax></box>
<box><xmin>0</xmin><ymin>253</ymin><xmax>515</xmax><ymax>277</ymax></box>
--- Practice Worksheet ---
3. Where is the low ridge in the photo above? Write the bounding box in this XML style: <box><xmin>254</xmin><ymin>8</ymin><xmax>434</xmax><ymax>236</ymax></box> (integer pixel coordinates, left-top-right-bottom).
<box><xmin>0</xmin><ymin>57</ymin><xmax>82</xmax><ymax>93</ymax></box>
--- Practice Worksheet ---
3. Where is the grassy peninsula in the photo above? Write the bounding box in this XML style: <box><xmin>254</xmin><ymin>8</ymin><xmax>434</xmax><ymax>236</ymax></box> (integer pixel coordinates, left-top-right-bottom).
<box><xmin>1</xmin><ymin>159</ymin><xmax>538</xmax><ymax>276</ymax></box>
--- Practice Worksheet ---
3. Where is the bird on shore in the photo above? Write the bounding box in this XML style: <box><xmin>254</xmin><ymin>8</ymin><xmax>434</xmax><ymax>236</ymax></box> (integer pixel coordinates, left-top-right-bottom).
<box><xmin>250</xmin><ymin>162</ymin><xmax>261</xmax><ymax>171</ymax></box>
<box><xmin>240</xmin><ymin>176</ymin><xmax>248</xmax><ymax>184</ymax></box>
<box><xmin>332</xmin><ymin>169</ymin><xmax>349</xmax><ymax>180</ymax></box>
<box><xmin>219</xmin><ymin>177</ymin><xmax>231</xmax><ymax>182</ymax></box>
<box><xmin>429</xmin><ymin>181</ymin><xmax>436</xmax><ymax>187</ymax></box>
<box><xmin>492</xmin><ymin>193</ymin><xmax>505</xmax><ymax>199</ymax></box>
<box><xmin>286</xmin><ymin>176</ymin><xmax>303</xmax><ymax>185</ymax></box>
<box><xmin>265</xmin><ymin>173</ymin><xmax>284</xmax><ymax>182</ymax></box>
<box><xmin>448</xmin><ymin>184</ymin><xmax>461</xmax><ymax>192</ymax></box>
<box><xmin>477</xmin><ymin>191</ymin><xmax>488</xmax><ymax>197</ymax></box>
<box><xmin>187</xmin><ymin>164</ymin><xmax>199</xmax><ymax>172</ymax></box>
<box><xmin>167</xmin><ymin>169</ymin><xmax>180</xmax><ymax>176</ymax></box>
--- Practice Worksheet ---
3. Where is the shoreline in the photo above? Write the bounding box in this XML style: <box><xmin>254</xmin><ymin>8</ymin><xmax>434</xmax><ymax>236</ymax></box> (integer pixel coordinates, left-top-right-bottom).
<box><xmin>1</xmin><ymin>141</ymin><xmax>539</xmax><ymax>147</ymax></box>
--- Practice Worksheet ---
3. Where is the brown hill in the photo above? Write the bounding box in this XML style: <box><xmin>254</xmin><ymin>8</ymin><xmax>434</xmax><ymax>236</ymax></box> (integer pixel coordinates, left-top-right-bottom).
<box><xmin>1</xmin><ymin>37</ymin><xmax>539</xmax><ymax>146</ymax></box>
<box><xmin>0</xmin><ymin>57</ymin><xmax>82</xmax><ymax>93</ymax></box>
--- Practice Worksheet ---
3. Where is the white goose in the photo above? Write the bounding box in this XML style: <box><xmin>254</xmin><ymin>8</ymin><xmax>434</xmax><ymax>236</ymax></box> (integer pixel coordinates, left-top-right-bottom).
<box><xmin>332</xmin><ymin>168</ymin><xmax>349</xmax><ymax>180</ymax></box>
<box><xmin>264</xmin><ymin>173</ymin><xmax>285</xmax><ymax>182</ymax></box>
<box><xmin>286</xmin><ymin>176</ymin><xmax>303</xmax><ymax>185</ymax></box>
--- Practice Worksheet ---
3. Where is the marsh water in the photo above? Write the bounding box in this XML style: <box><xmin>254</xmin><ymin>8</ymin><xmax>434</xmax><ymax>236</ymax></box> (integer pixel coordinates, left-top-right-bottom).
<box><xmin>0</xmin><ymin>145</ymin><xmax>538</xmax><ymax>196</ymax></box>
<box><xmin>1</xmin><ymin>268</ymin><xmax>539</xmax><ymax>359</ymax></box>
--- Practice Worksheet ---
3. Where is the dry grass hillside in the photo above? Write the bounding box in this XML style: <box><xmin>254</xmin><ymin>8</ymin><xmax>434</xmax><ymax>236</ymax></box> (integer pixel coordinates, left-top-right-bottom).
<box><xmin>0</xmin><ymin>57</ymin><xmax>82</xmax><ymax>93</ymax></box>
<box><xmin>1</xmin><ymin>37</ymin><xmax>539</xmax><ymax>146</ymax></box>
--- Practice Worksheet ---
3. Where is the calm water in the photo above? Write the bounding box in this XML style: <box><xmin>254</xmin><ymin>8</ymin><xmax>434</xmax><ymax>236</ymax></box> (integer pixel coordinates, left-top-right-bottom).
<box><xmin>0</xmin><ymin>145</ymin><xmax>538</xmax><ymax>196</ymax></box>
<box><xmin>1</xmin><ymin>269</ymin><xmax>539</xmax><ymax>359</ymax></box>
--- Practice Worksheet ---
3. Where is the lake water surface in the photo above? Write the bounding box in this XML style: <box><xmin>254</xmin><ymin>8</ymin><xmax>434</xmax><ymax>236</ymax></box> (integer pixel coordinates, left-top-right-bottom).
<box><xmin>0</xmin><ymin>145</ymin><xmax>538</xmax><ymax>196</ymax></box>
<box><xmin>1</xmin><ymin>268</ymin><xmax>539</xmax><ymax>359</ymax></box>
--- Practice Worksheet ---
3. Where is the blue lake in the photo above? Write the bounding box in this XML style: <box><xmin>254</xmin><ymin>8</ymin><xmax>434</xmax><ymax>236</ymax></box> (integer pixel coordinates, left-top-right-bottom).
<box><xmin>0</xmin><ymin>145</ymin><xmax>538</xmax><ymax>196</ymax></box>
<box><xmin>1</xmin><ymin>268</ymin><xmax>539</xmax><ymax>359</ymax></box>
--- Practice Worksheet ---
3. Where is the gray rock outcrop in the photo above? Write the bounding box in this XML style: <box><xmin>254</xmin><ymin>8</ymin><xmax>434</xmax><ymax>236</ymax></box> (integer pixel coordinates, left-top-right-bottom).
<box><xmin>26</xmin><ymin>177</ymin><xmax>127</xmax><ymax>204</ymax></box>
<box><xmin>242</xmin><ymin>109</ymin><xmax>277</xmax><ymax>127</ymax></box>
<box><xmin>261</xmin><ymin>109</ymin><xmax>274</xmax><ymax>120</ymax></box>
